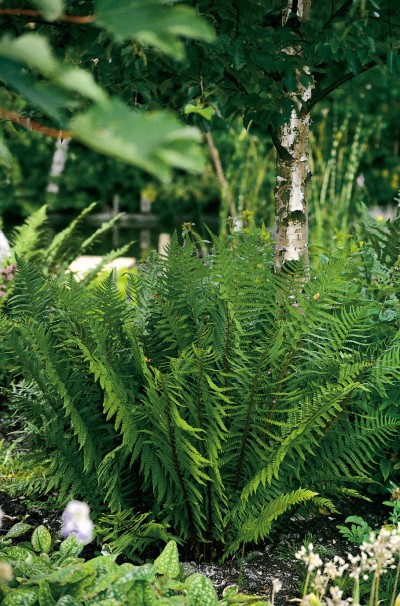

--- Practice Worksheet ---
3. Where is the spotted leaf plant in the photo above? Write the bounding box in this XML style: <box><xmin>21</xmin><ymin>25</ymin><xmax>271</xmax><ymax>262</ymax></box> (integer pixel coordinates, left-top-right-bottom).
<box><xmin>0</xmin><ymin>503</ymin><xmax>271</xmax><ymax>606</ymax></box>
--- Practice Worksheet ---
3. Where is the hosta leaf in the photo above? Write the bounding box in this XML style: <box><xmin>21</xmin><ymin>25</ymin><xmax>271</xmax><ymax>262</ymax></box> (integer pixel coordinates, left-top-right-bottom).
<box><xmin>45</xmin><ymin>563</ymin><xmax>92</xmax><ymax>585</ymax></box>
<box><xmin>54</xmin><ymin>596</ymin><xmax>80</xmax><ymax>606</ymax></box>
<box><xmin>96</xmin><ymin>0</ymin><xmax>214</xmax><ymax>60</ymax></box>
<box><xmin>4</xmin><ymin>547</ymin><xmax>32</xmax><ymax>561</ymax></box>
<box><xmin>71</xmin><ymin>99</ymin><xmax>204</xmax><ymax>181</ymax></box>
<box><xmin>117</xmin><ymin>563</ymin><xmax>156</xmax><ymax>585</ymax></box>
<box><xmin>38</xmin><ymin>580</ymin><xmax>56</xmax><ymax>606</ymax></box>
<box><xmin>59</xmin><ymin>535</ymin><xmax>84</xmax><ymax>557</ymax></box>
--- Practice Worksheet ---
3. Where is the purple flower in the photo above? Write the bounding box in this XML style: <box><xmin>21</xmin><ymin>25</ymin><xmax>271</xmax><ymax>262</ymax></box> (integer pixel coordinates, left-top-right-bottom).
<box><xmin>61</xmin><ymin>500</ymin><xmax>94</xmax><ymax>544</ymax></box>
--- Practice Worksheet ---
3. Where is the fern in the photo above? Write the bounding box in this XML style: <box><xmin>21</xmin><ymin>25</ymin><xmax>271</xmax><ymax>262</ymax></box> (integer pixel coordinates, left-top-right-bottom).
<box><xmin>10</xmin><ymin>205</ymin><xmax>49</xmax><ymax>264</ymax></box>
<box><xmin>3</xmin><ymin>228</ymin><xmax>400</xmax><ymax>560</ymax></box>
<box><xmin>3</xmin><ymin>203</ymin><xmax>132</xmax><ymax>285</ymax></box>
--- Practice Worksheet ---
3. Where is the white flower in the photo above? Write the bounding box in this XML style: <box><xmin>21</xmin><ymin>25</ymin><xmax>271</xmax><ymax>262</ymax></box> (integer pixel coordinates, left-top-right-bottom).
<box><xmin>295</xmin><ymin>543</ymin><xmax>323</xmax><ymax>572</ymax></box>
<box><xmin>325</xmin><ymin>584</ymin><xmax>350</xmax><ymax>606</ymax></box>
<box><xmin>61</xmin><ymin>500</ymin><xmax>94</xmax><ymax>544</ymax></box>
<box><xmin>272</xmin><ymin>578</ymin><xmax>282</xmax><ymax>593</ymax></box>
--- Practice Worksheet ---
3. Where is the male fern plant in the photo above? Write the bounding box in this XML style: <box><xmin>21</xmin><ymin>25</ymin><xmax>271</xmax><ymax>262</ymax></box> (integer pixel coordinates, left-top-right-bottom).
<box><xmin>2</xmin><ymin>202</ymin><xmax>132</xmax><ymax>285</ymax></box>
<box><xmin>2</xmin><ymin>229</ymin><xmax>400</xmax><ymax>559</ymax></box>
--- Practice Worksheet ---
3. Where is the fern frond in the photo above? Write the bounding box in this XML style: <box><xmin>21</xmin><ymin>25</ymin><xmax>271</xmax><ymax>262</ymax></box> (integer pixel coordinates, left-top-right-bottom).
<box><xmin>10</xmin><ymin>205</ymin><xmax>49</xmax><ymax>264</ymax></box>
<box><xmin>79</xmin><ymin>243</ymin><xmax>134</xmax><ymax>287</ymax></box>
<box><xmin>225</xmin><ymin>488</ymin><xmax>319</xmax><ymax>558</ymax></box>
<box><xmin>79</xmin><ymin>212</ymin><xmax>126</xmax><ymax>253</ymax></box>
<box><xmin>97</xmin><ymin>509</ymin><xmax>173</xmax><ymax>561</ymax></box>
<box><xmin>44</xmin><ymin>202</ymin><xmax>98</xmax><ymax>272</ymax></box>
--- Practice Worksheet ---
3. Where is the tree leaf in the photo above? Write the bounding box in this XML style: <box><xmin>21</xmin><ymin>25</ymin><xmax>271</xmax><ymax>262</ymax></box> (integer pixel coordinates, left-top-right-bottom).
<box><xmin>30</xmin><ymin>0</ymin><xmax>64</xmax><ymax>21</ymax></box>
<box><xmin>56</xmin><ymin>67</ymin><xmax>107</xmax><ymax>103</ymax></box>
<box><xmin>184</xmin><ymin>104</ymin><xmax>215</xmax><ymax>121</ymax></box>
<box><xmin>95</xmin><ymin>0</ymin><xmax>214</xmax><ymax>59</ymax></box>
<box><xmin>0</xmin><ymin>35</ymin><xmax>57</xmax><ymax>76</ymax></box>
<box><xmin>0</xmin><ymin>35</ymin><xmax>106</xmax><ymax>103</ymax></box>
<box><xmin>71</xmin><ymin>98</ymin><xmax>204</xmax><ymax>181</ymax></box>
<box><xmin>0</xmin><ymin>129</ymin><xmax>11</xmax><ymax>165</ymax></box>
<box><xmin>0</xmin><ymin>58</ymin><xmax>69</xmax><ymax>121</ymax></box>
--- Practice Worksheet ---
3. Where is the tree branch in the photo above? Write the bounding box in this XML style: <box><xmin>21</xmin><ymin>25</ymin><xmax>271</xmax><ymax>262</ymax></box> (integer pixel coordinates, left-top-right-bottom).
<box><xmin>0</xmin><ymin>108</ymin><xmax>72</xmax><ymax>139</ymax></box>
<box><xmin>322</xmin><ymin>0</ymin><xmax>352</xmax><ymax>29</ymax></box>
<box><xmin>267</xmin><ymin>125</ymin><xmax>292</xmax><ymax>161</ymax></box>
<box><xmin>223</xmin><ymin>68</ymin><xmax>248</xmax><ymax>94</ymax></box>
<box><xmin>0</xmin><ymin>9</ymin><xmax>95</xmax><ymax>23</ymax></box>
<box><xmin>306</xmin><ymin>56</ymin><xmax>388</xmax><ymax>112</ymax></box>
<box><xmin>205</xmin><ymin>131</ymin><xmax>236</xmax><ymax>218</ymax></box>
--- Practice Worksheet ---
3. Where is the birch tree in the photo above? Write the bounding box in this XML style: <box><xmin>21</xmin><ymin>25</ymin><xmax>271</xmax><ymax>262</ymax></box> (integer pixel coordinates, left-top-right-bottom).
<box><xmin>274</xmin><ymin>0</ymin><xmax>312</xmax><ymax>270</ymax></box>
<box><xmin>1</xmin><ymin>0</ymin><xmax>399</xmax><ymax>268</ymax></box>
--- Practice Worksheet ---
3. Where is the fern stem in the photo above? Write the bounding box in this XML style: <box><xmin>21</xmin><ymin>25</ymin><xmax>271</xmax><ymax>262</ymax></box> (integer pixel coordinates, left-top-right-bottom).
<box><xmin>161</xmin><ymin>376</ymin><xmax>195</xmax><ymax>538</ymax></box>
<box><xmin>233</xmin><ymin>343</ymin><xmax>269</xmax><ymax>489</ymax></box>
<box><xmin>319</xmin><ymin>391</ymin><xmax>352</xmax><ymax>440</ymax></box>
<box><xmin>223</xmin><ymin>301</ymin><xmax>230</xmax><ymax>389</ymax></box>
<box><xmin>263</xmin><ymin>343</ymin><xmax>296</xmax><ymax>436</ymax></box>
<box><xmin>194</xmin><ymin>351</ymin><xmax>214</xmax><ymax>551</ymax></box>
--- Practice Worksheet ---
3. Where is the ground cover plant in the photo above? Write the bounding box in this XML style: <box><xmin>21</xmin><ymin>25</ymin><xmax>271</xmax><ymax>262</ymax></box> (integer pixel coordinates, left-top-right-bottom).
<box><xmin>1</xmin><ymin>220</ymin><xmax>400</xmax><ymax>561</ymax></box>
<box><xmin>2</xmin><ymin>496</ymin><xmax>400</xmax><ymax>606</ymax></box>
<box><xmin>0</xmin><ymin>503</ymin><xmax>271</xmax><ymax>606</ymax></box>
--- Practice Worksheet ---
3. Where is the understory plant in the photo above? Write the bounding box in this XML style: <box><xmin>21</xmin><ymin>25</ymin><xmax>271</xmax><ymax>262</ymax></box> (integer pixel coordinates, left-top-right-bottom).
<box><xmin>308</xmin><ymin>114</ymin><xmax>372</xmax><ymax>252</ymax></box>
<box><xmin>296</xmin><ymin>524</ymin><xmax>400</xmax><ymax>606</ymax></box>
<box><xmin>1</xmin><ymin>202</ymin><xmax>132</xmax><ymax>290</ymax></box>
<box><xmin>0</xmin><ymin>514</ymin><xmax>269</xmax><ymax>605</ymax></box>
<box><xmin>2</xmin><ymin>226</ymin><xmax>400</xmax><ymax>559</ymax></box>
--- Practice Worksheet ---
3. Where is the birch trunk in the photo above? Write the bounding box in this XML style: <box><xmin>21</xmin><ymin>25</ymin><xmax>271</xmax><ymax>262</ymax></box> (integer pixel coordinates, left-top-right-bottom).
<box><xmin>47</xmin><ymin>137</ymin><xmax>70</xmax><ymax>195</ymax></box>
<box><xmin>274</xmin><ymin>0</ymin><xmax>313</xmax><ymax>271</ymax></box>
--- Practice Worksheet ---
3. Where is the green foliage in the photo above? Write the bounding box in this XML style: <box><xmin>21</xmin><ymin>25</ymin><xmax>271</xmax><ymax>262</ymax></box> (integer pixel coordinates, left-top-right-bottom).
<box><xmin>336</xmin><ymin>516</ymin><xmax>373</xmax><ymax>545</ymax></box>
<box><xmin>0</xmin><ymin>1</ymin><xmax>214</xmax><ymax>181</ymax></box>
<box><xmin>96</xmin><ymin>0</ymin><xmax>214</xmax><ymax>60</ymax></box>
<box><xmin>1</xmin><ymin>203</ymin><xmax>133</xmax><ymax>285</ymax></box>
<box><xmin>0</xmin><ymin>528</ymin><xmax>269</xmax><ymax>606</ymax></box>
<box><xmin>2</xmin><ymin>229</ymin><xmax>400</xmax><ymax>558</ymax></box>
<box><xmin>309</xmin><ymin>115</ymin><xmax>372</xmax><ymax>250</ymax></box>
<box><xmin>0</xmin><ymin>438</ymin><xmax>48</xmax><ymax>501</ymax></box>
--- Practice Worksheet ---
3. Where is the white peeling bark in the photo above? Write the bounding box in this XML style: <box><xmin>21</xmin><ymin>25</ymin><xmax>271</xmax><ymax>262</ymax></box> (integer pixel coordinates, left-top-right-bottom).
<box><xmin>47</xmin><ymin>137</ymin><xmax>70</xmax><ymax>194</ymax></box>
<box><xmin>274</xmin><ymin>0</ymin><xmax>313</xmax><ymax>271</ymax></box>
